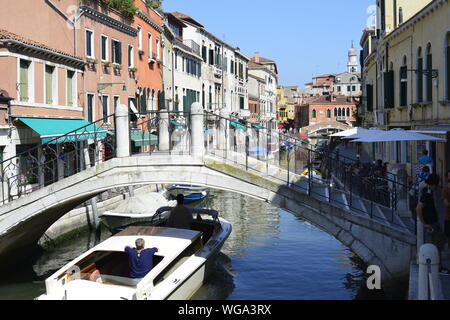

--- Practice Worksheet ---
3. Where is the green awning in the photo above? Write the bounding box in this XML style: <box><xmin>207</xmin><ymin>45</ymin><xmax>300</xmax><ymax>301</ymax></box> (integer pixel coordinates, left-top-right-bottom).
<box><xmin>18</xmin><ymin>118</ymin><xmax>109</xmax><ymax>144</ymax></box>
<box><xmin>171</xmin><ymin>121</ymin><xmax>186</xmax><ymax>130</ymax></box>
<box><xmin>252</xmin><ymin>123</ymin><xmax>264</xmax><ymax>130</ymax></box>
<box><xmin>230</xmin><ymin>121</ymin><xmax>247</xmax><ymax>131</ymax></box>
<box><xmin>131</xmin><ymin>130</ymin><xmax>158</xmax><ymax>147</ymax></box>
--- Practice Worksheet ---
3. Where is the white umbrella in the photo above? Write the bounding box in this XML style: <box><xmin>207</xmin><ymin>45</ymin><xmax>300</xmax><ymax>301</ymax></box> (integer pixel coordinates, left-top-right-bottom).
<box><xmin>343</xmin><ymin>128</ymin><xmax>386</xmax><ymax>140</ymax></box>
<box><xmin>330</xmin><ymin>127</ymin><xmax>366</xmax><ymax>137</ymax></box>
<box><xmin>353</xmin><ymin>129</ymin><xmax>446</xmax><ymax>143</ymax></box>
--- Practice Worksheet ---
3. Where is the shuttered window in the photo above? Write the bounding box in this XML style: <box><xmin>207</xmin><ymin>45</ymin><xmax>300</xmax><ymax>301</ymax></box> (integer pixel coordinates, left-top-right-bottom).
<box><xmin>384</xmin><ymin>70</ymin><xmax>394</xmax><ymax>109</ymax></box>
<box><xmin>86</xmin><ymin>30</ymin><xmax>93</xmax><ymax>57</ymax></box>
<box><xmin>112</xmin><ymin>40</ymin><xmax>122</xmax><ymax>64</ymax></box>
<box><xmin>426</xmin><ymin>53</ymin><xmax>433</xmax><ymax>102</ymax></box>
<box><xmin>45</xmin><ymin>65</ymin><xmax>54</xmax><ymax>104</ymax></box>
<box><xmin>209</xmin><ymin>49</ymin><xmax>214</xmax><ymax>66</ymax></box>
<box><xmin>202</xmin><ymin>46</ymin><xmax>207</xmax><ymax>63</ymax></box>
<box><xmin>366</xmin><ymin>84</ymin><xmax>373</xmax><ymax>112</ymax></box>
<box><xmin>417</xmin><ymin>57</ymin><xmax>423</xmax><ymax>103</ymax></box>
<box><xmin>400</xmin><ymin>66</ymin><xmax>407</xmax><ymax>107</ymax></box>
<box><xmin>87</xmin><ymin>94</ymin><xmax>94</xmax><ymax>123</ymax></box>
<box><xmin>19</xmin><ymin>59</ymin><xmax>30</xmax><ymax>102</ymax></box>
<box><xmin>67</xmin><ymin>71</ymin><xmax>75</xmax><ymax>106</ymax></box>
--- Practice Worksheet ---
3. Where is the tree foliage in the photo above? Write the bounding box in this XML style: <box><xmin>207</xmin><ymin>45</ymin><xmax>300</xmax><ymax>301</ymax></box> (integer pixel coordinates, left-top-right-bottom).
<box><xmin>103</xmin><ymin>0</ymin><xmax>137</xmax><ymax>19</ymax></box>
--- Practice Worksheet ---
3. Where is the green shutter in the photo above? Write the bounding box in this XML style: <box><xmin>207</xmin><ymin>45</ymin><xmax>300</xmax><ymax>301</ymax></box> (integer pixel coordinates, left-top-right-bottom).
<box><xmin>384</xmin><ymin>70</ymin><xmax>394</xmax><ymax>108</ymax></box>
<box><xmin>426</xmin><ymin>54</ymin><xmax>433</xmax><ymax>102</ymax></box>
<box><xmin>19</xmin><ymin>60</ymin><xmax>29</xmax><ymax>102</ymax></box>
<box><xmin>45</xmin><ymin>66</ymin><xmax>53</xmax><ymax>104</ymax></box>
<box><xmin>67</xmin><ymin>71</ymin><xmax>74</xmax><ymax>106</ymax></box>
<box><xmin>417</xmin><ymin>58</ymin><xmax>423</xmax><ymax>103</ymax></box>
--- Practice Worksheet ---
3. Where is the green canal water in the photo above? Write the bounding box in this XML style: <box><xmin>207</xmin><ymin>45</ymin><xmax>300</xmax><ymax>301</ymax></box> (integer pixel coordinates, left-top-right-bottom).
<box><xmin>0</xmin><ymin>190</ymin><xmax>407</xmax><ymax>300</ymax></box>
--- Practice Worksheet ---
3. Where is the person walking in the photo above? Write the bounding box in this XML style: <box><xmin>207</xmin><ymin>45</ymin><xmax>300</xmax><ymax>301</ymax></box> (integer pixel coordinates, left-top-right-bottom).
<box><xmin>416</xmin><ymin>174</ymin><xmax>450</xmax><ymax>275</ymax></box>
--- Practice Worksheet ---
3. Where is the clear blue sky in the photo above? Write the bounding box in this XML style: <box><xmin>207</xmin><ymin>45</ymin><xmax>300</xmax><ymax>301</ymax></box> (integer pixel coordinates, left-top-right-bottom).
<box><xmin>163</xmin><ymin>0</ymin><xmax>375</xmax><ymax>89</ymax></box>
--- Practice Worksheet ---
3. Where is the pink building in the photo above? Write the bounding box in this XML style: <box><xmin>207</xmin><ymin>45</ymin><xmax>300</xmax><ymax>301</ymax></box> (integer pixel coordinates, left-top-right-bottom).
<box><xmin>0</xmin><ymin>0</ymin><xmax>138</xmax><ymax>181</ymax></box>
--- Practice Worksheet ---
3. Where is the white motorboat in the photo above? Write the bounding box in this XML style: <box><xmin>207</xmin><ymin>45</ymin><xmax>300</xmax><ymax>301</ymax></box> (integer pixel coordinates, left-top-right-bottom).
<box><xmin>100</xmin><ymin>191</ymin><xmax>176</xmax><ymax>232</ymax></box>
<box><xmin>37</xmin><ymin>208</ymin><xmax>231</xmax><ymax>300</ymax></box>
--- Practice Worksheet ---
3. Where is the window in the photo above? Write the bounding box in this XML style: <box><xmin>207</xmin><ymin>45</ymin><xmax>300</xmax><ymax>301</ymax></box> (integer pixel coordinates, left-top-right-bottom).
<box><xmin>400</xmin><ymin>57</ymin><xmax>408</xmax><ymax>107</ymax></box>
<box><xmin>426</xmin><ymin>44</ymin><xmax>433</xmax><ymax>102</ymax></box>
<box><xmin>417</xmin><ymin>47</ymin><xmax>423</xmax><ymax>103</ymax></box>
<box><xmin>209</xmin><ymin>49</ymin><xmax>214</xmax><ymax>66</ymax></box>
<box><xmin>67</xmin><ymin>70</ymin><xmax>75</xmax><ymax>107</ymax></box>
<box><xmin>101</xmin><ymin>35</ymin><xmax>108</xmax><ymax>61</ymax></box>
<box><xmin>87</xmin><ymin>93</ymin><xmax>94</xmax><ymax>123</ymax></box>
<box><xmin>45</xmin><ymin>65</ymin><xmax>55</xmax><ymax>105</ymax></box>
<box><xmin>137</xmin><ymin>26</ymin><xmax>142</xmax><ymax>50</ymax></box>
<box><xmin>102</xmin><ymin>95</ymin><xmax>109</xmax><ymax>122</ymax></box>
<box><xmin>347</xmin><ymin>85</ymin><xmax>351</xmax><ymax>92</ymax></box>
<box><xmin>326</xmin><ymin>109</ymin><xmax>331</xmax><ymax>118</ymax></box>
<box><xmin>202</xmin><ymin>46</ymin><xmax>207</xmax><ymax>63</ymax></box>
<box><xmin>366</xmin><ymin>84</ymin><xmax>374</xmax><ymax>112</ymax></box>
<box><xmin>112</xmin><ymin>40</ymin><xmax>122</xmax><ymax>65</ymax></box>
<box><xmin>446</xmin><ymin>34</ymin><xmax>450</xmax><ymax>100</ymax></box>
<box><xmin>240</xmin><ymin>96</ymin><xmax>245</xmax><ymax>110</ymax></box>
<box><xmin>384</xmin><ymin>70</ymin><xmax>395</xmax><ymax>108</ymax></box>
<box><xmin>19</xmin><ymin>59</ymin><xmax>31</xmax><ymax>102</ymax></box>
<box><xmin>346</xmin><ymin>108</ymin><xmax>350</xmax><ymax>117</ymax></box>
<box><xmin>399</xmin><ymin>7</ymin><xmax>404</xmax><ymax>25</ymax></box>
<box><xmin>156</xmin><ymin>39</ymin><xmax>160</xmax><ymax>60</ymax></box>
<box><xmin>337</xmin><ymin>86</ymin><xmax>341</xmax><ymax>92</ymax></box>
<box><xmin>128</xmin><ymin>45</ymin><xmax>134</xmax><ymax>68</ymax></box>
<box><xmin>148</xmin><ymin>33</ymin><xmax>153</xmax><ymax>58</ymax></box>
<box><xmin>312</xmin><ymin>109</ymin><xmax>317</xmax><ymax>119</ymax></box>
<box><xmin>334</xmin><ymin>108</ymin><xmax>337</xmax><ymax>117</ymax></box>
<box><xmin>352</xmin><ymin>85</ymin><xmax>356</xmax><ymax>92</ymax></box>
<box><xmin>85</xmin><ymin>30</ymin><xmax>94</xmax><ymax>58</ymax></box>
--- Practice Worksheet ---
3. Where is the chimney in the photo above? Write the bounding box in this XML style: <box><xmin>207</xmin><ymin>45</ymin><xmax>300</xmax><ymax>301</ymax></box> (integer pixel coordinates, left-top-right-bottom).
<box><xmin>254</xmin><ymin>52</ymin><xmax>260</xmax><ymax>63</ymax></box>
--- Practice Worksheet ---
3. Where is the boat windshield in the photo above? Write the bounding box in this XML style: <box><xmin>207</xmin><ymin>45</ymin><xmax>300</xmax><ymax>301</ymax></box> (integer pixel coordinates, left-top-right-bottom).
<box><xmin>62</xmin><ymin>251</ymin><xmax>163</xmax><ymax>288</ymax></box>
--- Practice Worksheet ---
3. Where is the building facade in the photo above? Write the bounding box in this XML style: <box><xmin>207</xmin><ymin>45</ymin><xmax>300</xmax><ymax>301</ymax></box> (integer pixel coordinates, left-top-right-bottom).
<box><xmin>248</xmin><ymin>53</ymin><xmax>278</xmax><ymax>129</ymax></box>
<box><xmin>360</xmin><ymin>0</ymin><xmax>450</xmax><ymax>183</ymax></box>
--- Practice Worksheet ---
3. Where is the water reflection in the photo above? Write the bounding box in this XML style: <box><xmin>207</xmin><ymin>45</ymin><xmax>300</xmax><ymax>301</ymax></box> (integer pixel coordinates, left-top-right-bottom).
<box><xmin>0</xmin><ymin>189</ymin><xmax>406</xmax><ymax>300</ymax></box>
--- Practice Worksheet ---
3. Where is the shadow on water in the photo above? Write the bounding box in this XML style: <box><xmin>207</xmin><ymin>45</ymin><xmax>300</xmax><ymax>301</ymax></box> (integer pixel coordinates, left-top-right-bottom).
<box><xmin>0</xmin><ymin>190</ymin><xmax>408</xmax><ymax>300</ymax></box>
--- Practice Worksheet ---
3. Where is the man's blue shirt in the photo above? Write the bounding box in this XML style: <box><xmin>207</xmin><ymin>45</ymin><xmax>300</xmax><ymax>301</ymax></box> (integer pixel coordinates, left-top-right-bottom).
<box><xmin>125</xmin><ymin>247</ymin><xmax>158</xmax><ymax>279</ymax></box>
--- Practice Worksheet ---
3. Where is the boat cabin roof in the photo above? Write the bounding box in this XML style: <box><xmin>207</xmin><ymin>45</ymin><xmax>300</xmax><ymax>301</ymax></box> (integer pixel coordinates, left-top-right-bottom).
<box><xmin>92</xmin><ymin>227</ymin><xmax>201</xmax><ymax>257</ymax></box>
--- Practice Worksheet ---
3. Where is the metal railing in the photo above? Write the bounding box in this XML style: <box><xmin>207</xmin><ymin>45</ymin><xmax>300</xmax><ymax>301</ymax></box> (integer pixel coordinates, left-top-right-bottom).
<box><xmin>129</xmin><ymin>111</ymin><xmax>191</xmax><ymax>156</ymax></box>
<box><xmin>203</xmin><ymin>111</ymin><xmax>412</xmax><ymax>232</ymax></box>
<box><xmin>0</xmin><ymin>114</ymin><xmax>116</xmax><ymax>205</ymax></box>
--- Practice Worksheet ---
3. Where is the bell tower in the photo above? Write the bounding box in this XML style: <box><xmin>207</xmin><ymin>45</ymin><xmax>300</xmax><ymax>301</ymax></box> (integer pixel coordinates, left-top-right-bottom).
<box><xmin>347</xmin><ymin>41</ymin><xmax>358</xmax><ymax>73</ymax></box>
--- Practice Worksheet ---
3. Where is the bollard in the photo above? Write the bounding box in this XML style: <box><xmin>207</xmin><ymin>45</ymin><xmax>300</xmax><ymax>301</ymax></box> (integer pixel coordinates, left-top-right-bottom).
<box><xmin>115</xmin><ymin>104</ymin><xmax>130</xmax><ymax>158</ymax></box>
<box><xmin>190</xmin><ymin>103</ymin><xmax>205</xmax><ymax>157</ymax></box>
<box><xmin>418</xmin><ymin>243</ymin><xmax>440</xmax><ymax>300</ymax></box>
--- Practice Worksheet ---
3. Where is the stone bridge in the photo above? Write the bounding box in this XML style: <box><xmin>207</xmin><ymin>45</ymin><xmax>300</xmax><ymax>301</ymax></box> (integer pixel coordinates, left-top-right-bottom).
<box><xmin>0</xmin><ymin>104</ymin><xmax>416</xmax><ymax>278</ymax></box>
<box><xmin>300</xmin><ymin>121</ymin><xmax>352</xmax><ymax>137</ymax></box>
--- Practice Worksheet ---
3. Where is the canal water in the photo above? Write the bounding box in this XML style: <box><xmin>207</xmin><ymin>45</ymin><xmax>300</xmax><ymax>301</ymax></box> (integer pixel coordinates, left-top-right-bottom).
<box><xmin>0</xmin><ymin>190</ymin><xmax>406</xmax><ymax>300</ymax></box>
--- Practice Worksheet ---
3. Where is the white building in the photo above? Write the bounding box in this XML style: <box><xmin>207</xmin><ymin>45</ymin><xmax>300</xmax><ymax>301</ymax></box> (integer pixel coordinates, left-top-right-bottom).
<box><xmin>162</xmin><ymin>13</ymin><xmax>202</xmax><ymax>113</ymax></box>
<box><xmin>170</xmin><ymin>12</ymin><xmax>249</xmax><ymax>119</ymax></box>
<box><xmin>248</xmin><ymin>53</ymin><xmax>278</xmax><ymax>130</ymax></box>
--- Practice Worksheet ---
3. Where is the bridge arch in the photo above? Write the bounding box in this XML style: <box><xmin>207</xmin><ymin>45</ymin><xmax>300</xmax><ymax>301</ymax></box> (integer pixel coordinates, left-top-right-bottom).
<box><xmin>0</xmin><ymin>155</ymin><xmax>415</xmax><ymax>278</ymax></box>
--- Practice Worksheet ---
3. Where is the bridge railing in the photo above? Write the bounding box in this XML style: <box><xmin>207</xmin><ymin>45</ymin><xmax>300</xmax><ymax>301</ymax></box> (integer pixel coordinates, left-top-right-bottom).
<box><xmin>203</xmin><ymin>111</ymin><xmax>412</xmax><ymax>232</ymax></box>
<box><xmin>129</xmin><ymin>111</ymin><xmax>191</xmax><ymax>156</ymax></box>
<box><xmin>0</xmin><ymin>114</ymin><xmax>116</xmax><ymax>205</ymax></box>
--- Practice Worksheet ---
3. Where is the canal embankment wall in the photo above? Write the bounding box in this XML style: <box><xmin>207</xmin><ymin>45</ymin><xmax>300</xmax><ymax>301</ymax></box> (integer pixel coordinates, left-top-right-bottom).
<box><xmin>38</xmin><ymin>185</ymin><xmax>159</xmax><ymax>245</ymax></box>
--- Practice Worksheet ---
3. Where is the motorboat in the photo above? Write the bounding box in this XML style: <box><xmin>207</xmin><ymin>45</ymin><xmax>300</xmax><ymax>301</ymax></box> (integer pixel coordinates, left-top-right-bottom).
<box><xmin>100</xmin><ymin>192</ymin><xmax>176</xmax><ymax>233</ymax></box>
<box><xmin>168</xmin><ymin>185</ymin><xmax>209</xmax><ymax>204</ymax></box>
<box><xmin>36</xmin><ymin>207</ymin><xmax>232</xmax><ymax>300</ymax></box>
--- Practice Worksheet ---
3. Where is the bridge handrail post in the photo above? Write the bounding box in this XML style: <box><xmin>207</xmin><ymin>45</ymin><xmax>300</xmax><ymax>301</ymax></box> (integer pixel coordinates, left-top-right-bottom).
<box><xmin>190</xmin><ymin>103</ymin><xmax>204</xmax><ymax>157</ymax></box>
<box><xmin>158</xmin><ymin>111</ymin><xmax>170</xmax><ymax>153</ymax></box>
<box><xmin>418</xmin><ymin>243</ymin><xmax>440</xmax><ymax>300</ymax></box>
<box><xmin>115</xmin><ymin>104</ymin><xmax>130</xmax><ymax>158</ymax></box>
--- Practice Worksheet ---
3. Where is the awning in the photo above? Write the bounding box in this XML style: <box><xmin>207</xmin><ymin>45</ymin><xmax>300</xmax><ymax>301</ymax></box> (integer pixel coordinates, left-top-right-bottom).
<box><xmin>17</xmin><ymin>118</ymin><xmax>109</xmax><ymax>144</ymax></box>
<box><xmin>252</xmin><ymin>123</ymin><xmax>264</xmax><ymax>130</ymax></box>
<box><xmin>353</xmin><ymin>129</ymin><xmax>446</xmax><ymax>143</ymax></box>
<box><xmin>230</xmin><ymin>121</ymin><xmax>247</xmax><ymax>131</ymax></box>
<box><xmin>171</xmin><ymin>121</ymin><xmax>186</xmax><ymax>130</ymax></box>
<box><xmin>131</xmin><ymin>130</ymin><xmax>158</xmax><ymax>147</ymax></box>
